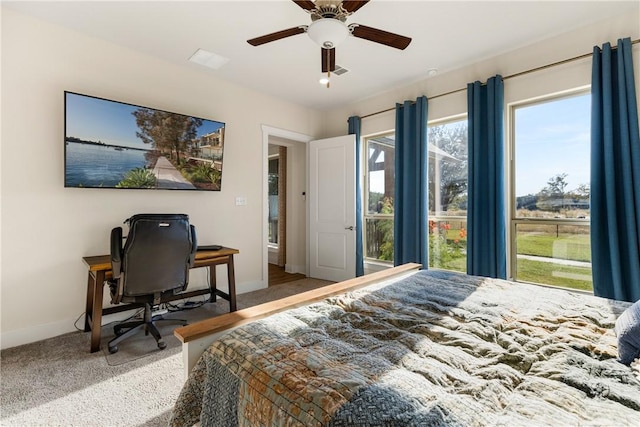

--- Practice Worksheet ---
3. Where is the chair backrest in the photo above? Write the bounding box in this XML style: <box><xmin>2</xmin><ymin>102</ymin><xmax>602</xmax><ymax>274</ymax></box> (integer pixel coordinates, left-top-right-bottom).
<box><xmin>111</xmin><ymin>214</ymin><xmax>197</xmax><ymax>302</ymax></box>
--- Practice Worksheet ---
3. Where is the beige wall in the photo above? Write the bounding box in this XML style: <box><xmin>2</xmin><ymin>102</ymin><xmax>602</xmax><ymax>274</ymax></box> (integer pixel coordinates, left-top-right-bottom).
<box><xmin>0</xmin><ymin>8</ymin><xmax>323</xmax><ymax>348</ymax></box>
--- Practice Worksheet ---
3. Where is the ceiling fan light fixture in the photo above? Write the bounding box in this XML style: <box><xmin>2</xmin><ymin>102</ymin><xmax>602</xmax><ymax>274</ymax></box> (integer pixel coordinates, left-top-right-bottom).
<box><xmin>307</xmin><ymin>18</ymin><xmax>349</xmax><ymax>49</ymax></box>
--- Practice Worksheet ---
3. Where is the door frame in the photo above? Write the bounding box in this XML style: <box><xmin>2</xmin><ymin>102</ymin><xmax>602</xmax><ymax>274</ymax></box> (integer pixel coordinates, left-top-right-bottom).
<box><xmin>261</xmin><ymin>125</ymin><xmax>313</xmax><ymax>287</ymax></box>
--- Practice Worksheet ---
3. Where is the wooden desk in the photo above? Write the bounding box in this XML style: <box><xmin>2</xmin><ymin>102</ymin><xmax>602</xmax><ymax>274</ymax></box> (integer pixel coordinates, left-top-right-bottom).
<box><xmin>82</xmin><ymin>247</ymin><xmax>239</xmax><ymax>353</ymax></box>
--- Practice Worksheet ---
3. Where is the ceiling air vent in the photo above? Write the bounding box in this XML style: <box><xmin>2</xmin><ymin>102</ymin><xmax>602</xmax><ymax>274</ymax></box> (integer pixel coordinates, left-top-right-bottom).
<box><xmin>333</xmin><ymin>65</ymin><xmax>349</xmax><ymax>76</ymax></box>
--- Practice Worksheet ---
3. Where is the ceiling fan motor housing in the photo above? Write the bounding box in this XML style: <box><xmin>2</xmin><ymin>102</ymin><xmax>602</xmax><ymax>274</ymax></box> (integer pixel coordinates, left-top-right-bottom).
<box><xmin>310</xmin><ymin>1</ymin><xmax>350</xmax><ymax>21</ymax></box>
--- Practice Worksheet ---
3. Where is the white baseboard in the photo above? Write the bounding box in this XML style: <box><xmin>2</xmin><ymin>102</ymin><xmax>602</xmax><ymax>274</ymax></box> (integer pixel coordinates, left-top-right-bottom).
<box><xmin>238</xmin><ymin>280</ymin><xmax>267</xmax><ymax>294</ymax></box>
<box><xmin>1</xmin><ymin>280</ymin><xmax>267</xmax><ymax>350</ymax></box>
<box><xmin>1</xmin><ymin>318</ymin><xmax>77</xmax><ymax>350</ymax></box>
<box><xmin>285</xmin><ymin>263</ymin><xmax>306</xmax><ymax>275</ymax></box>
<box><xmin>0</xmin><ymin>308</ymin><xmax>144</xmax><ymax>350</ymax></box>
<box><xmin>268</xmin><ymin>246</ymin><xmax>279</xmax><ymax>264</ymax></box>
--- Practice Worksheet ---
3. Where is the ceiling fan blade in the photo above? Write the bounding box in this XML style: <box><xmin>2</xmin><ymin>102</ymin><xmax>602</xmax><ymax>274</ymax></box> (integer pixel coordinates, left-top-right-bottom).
<box><xmin>247</xmin><ymin>27</ymin><xmax>306</xmax><ymax>46</ymax></box>
<box><xmin>350</xmin><ymin>24</ymin><xmax>411</xmax><ymax>50</ymax></box>
<box><xmin>341</xmin><ymin>0</ymin><xmax>370</xmax><ymax>13</ymax></box>
<box><xmin>293</xmin><ymin>0</ymin><xmax>316</xmax><ymax>11</ymax></box>
<box><xmin>321</xmin><ymin>48</ymin><xmax>336</xmax><ymax>73</ymax></box>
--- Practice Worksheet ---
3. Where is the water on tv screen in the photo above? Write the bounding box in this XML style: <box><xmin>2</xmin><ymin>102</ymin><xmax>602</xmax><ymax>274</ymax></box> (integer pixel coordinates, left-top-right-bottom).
<box><xmin>64</xmin><ymin>91</ymin><xmax>225</xmax><ymax>190</ymax></box>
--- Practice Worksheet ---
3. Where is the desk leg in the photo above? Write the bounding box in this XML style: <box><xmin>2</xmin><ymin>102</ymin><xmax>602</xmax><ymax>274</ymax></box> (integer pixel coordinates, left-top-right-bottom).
<box><xmin>228</xmin><ymin>255</ymin><xmax>237</xmax><ymax>312</ymax></box>
<box><xmin>84</xmin><ymin>272</ymin><xmax>95</xmax><ymax>332</ymax></box>
<box><xmin>208</xmin><ymin>265</ymin><xmax>217</xmax><ymax>303</ymax></box>
<box><xmin>90</xmin><ymin>271</ymin><xmax>105</xmax><ymax>353</ymax></box>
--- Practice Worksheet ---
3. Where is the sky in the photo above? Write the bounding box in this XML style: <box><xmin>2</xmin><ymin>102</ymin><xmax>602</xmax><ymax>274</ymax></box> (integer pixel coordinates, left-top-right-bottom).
<box><xmin>514</xmin><ymin>92</ymin><xmax>590</xmax><ymax>196</ymax></box>
<box><xmin>65</xmin><ymin>92</ymin><xmax>224</xmax><ymax>149</ymax></box>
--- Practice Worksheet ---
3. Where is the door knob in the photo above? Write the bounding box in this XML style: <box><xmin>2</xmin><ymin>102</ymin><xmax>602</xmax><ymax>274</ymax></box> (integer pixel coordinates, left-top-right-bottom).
<box><xmin>345</xmin><ymin>226</ymin><xmax>355</xmax><ymax>230</ymax></box>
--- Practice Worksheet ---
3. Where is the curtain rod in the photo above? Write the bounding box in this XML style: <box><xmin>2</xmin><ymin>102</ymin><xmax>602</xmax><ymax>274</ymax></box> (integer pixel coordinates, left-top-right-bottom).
<box><xmin>359</xmin><ymin>38</ymin><xmax>640</xmax><ymax>120</ymax></box>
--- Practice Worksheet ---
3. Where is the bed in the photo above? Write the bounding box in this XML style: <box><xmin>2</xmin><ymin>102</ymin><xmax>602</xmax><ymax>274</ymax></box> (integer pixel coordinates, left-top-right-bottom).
<box><xmin>170</xmin><ymin>264</ymin><xmax>640</xmax><ymax>426</ymax></box>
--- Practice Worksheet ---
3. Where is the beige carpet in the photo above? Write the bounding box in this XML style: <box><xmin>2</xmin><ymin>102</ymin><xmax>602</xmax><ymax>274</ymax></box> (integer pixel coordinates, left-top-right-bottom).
<box><xmin>100</xmin><ymin>301</ymin><xmax>233</xmax><ymax>366</ymax></box>
<box><xmin>0</xmin><ymin>277</ymin><xmax>333</xmax><ymax>426</ymax></box>
<box><xmin>101</xmin><ymin>277</ymin><xmax>333</xmax><ymax>366</ymax></box>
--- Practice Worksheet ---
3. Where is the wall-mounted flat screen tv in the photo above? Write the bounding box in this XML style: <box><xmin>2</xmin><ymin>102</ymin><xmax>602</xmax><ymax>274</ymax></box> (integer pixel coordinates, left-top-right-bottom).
<box><xmin>64</xmin><ymin>91</ymin><xmax>225</xmax><ymax>191</ymax></box>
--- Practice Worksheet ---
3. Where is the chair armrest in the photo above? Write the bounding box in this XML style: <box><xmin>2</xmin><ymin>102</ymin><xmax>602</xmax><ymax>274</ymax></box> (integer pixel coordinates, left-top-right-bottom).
<box><xmin>188</xmin><ymin>224</ymin><xmax>197</xmax><ymax>267</ymax></box>
<box><xmin>110</xmin><ymin>227</ymin><xmax>123</xmax><ymax>279</ymax></box>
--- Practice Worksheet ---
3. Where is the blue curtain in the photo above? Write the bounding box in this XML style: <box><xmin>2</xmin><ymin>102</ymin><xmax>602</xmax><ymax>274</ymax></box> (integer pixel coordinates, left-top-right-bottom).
<box><xmin>348</xmin><ymin>116</ymin><xmax>364</xmax><ymax>277</ymax></box>
<box><xmin>466</xmin><ymin>75</ymin><xmax>507</xmax><ymax>279</ymax></box>
<box><xmin>394</xmin><ymin>96</ymin><xmax>429</xmax><ymax>267</ymax></box>
<box><xmin>591</xmin><ymin>37</ymin><xmax>640</xmax><ymax>302</ymax></box>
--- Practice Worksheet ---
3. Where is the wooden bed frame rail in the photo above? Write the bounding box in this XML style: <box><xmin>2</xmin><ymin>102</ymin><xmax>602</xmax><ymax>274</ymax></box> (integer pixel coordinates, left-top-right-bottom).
<box><xmin>174</xmin><ymin>263</ymin><xmax>422</xmax><ymax>377</ymax></box>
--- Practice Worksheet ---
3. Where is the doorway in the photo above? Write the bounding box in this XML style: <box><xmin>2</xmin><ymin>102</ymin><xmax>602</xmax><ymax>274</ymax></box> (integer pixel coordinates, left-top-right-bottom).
<box><xmin>267</xmin><ymin>145</ymin><xmax>286</xmax><ymax>268</ymax></box>
<box><xmin>262</xmin><ymin>126</ymin><xmax>312</xmax><ymax>287</ymax></box>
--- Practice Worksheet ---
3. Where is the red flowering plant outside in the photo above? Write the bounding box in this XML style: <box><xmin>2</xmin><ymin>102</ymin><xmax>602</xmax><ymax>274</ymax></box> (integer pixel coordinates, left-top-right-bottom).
<box><xmin>428</xmin><ymin>220</ymin><xmax>467</xmax><ymax>270</ymax></box>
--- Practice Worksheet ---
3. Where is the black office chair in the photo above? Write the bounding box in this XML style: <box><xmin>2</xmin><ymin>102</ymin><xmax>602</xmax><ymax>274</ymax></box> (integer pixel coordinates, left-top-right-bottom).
<box><xmin>107</xmin><ymin>213</ymin><xmax>197</xmax><ymax>354</ymax></box>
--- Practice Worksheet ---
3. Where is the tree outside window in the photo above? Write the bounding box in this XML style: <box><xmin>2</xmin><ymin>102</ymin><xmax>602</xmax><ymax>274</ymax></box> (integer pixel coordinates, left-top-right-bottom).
<box><xmin>362</xmin><ymin>118</ymin><xmax>468</xmax><ymax>273</ymax></box>
<box><xmin>513</xmin><ymin>92</ymin><xmax>592</xmax><ymax>291</ymax></box>
<box><xmin>427</xmin><ymin>119</ymin><xmax>468</xmax><ymax>272</ymax></box>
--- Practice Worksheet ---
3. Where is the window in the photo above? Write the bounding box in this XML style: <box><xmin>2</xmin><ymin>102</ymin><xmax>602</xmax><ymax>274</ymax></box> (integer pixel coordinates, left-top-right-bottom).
<box><xmin>364</xmin><ymin>134</ymin><xmax>395</xmax><ymax>262</ymax></box>
<box><xmin>428</xmin><ymin>118</ymin><xmax>468</xmax><ymax>272</ymax></box>
<box><xmin>362</xmin><ymin>117</ymin><xmax>468</xmax><ymax>273</ymax></box>
<box><xmin>268</xmin><ymin>156</ymin><xmax>279</xmax><ymax>245</ymax></box>
<box><xmin>511</xmin><ymin>91</ymin><xmax>592</xmax><ymax>291</ymax></box>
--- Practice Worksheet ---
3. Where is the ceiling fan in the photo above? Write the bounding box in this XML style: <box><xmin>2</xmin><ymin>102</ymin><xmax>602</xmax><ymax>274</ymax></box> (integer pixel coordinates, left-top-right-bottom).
<box><xmin>247</xmin><ymin>0</ymin><xmax>412</xmax><ymax>87</ymax></box>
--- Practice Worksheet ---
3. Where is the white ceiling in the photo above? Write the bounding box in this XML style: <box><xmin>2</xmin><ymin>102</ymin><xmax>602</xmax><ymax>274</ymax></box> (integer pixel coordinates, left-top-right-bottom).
<box><xmin>5</xmin><ymin>1</ymin><xmax>639</xmax><ymax>110</ymax></box>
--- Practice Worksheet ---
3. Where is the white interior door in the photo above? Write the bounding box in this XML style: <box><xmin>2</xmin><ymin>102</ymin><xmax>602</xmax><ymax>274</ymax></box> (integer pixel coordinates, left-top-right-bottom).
<box><xmin>309</xmin><ymin>135</ymin><xmax>356</xmax><ymax>282</ymax></box>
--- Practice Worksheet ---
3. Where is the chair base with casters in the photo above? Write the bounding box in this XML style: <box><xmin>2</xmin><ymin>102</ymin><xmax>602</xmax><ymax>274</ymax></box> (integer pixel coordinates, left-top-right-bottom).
<box><xmin>107</xmin><ymin>302</ymin><xmax>187</xmax><ymax>354</ymax></box>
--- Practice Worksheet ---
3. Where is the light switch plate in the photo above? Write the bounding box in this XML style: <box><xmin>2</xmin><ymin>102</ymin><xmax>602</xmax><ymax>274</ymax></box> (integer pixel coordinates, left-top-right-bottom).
<box><xmin>235</xmin><ymin>196</ymin><xmax>247</xmax><ymax>206</ymax></box>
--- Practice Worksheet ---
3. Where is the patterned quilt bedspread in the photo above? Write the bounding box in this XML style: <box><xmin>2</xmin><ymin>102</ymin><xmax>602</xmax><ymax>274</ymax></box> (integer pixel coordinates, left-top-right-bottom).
<box><xmin>170</xmin><ymin>270</ymin><xmax>640</xmax><ymax>426</ymax></box>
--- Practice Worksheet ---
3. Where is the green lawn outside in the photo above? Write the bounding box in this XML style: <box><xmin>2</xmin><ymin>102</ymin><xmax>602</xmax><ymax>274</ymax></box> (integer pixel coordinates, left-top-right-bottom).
<box><xmin>438</xmin><ymin>222</ymin><xmax>590</xmax><ymax>262</ymax></box>
<box><xmin>433</xmin><ymin>225</ymin><xmax>593</xmax><ymax>292</ymax></box>
<box><xmin>516</xmin><ymin>258</ymin><xmax>593</xmax><ymax>291</ymax></box>
<box><xmin>517</xmin><ymin>232</ymin><xmax>591</xmax><ymax>262</ymax></box>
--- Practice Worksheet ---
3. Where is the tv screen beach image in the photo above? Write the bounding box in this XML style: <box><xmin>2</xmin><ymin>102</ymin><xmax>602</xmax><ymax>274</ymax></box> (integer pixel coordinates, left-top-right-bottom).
<box><xmin>64</xmin><ymin>92</ymin><xmax>225</xmax><ymax>191</ymax></box>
